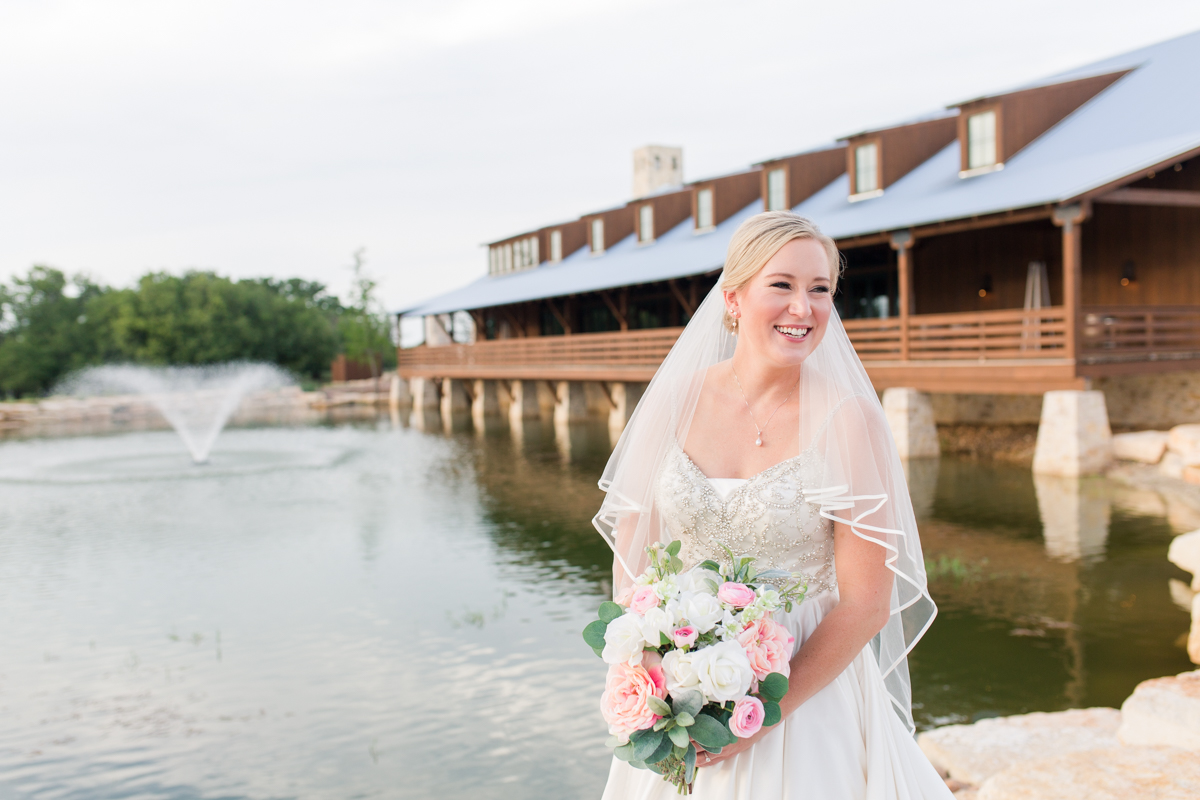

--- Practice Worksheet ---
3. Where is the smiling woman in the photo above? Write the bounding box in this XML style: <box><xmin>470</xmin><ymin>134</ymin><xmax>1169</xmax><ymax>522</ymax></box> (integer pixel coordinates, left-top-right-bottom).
<box><xmin>593</xmin><ymin>211</ymin><xmax>952</xmax><ymax>799</ymax></box>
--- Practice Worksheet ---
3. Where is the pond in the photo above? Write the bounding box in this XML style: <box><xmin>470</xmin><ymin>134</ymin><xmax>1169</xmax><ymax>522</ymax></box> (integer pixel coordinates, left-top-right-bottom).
<box><xmin>0</xmin><ymin>416</ymin><xmax>1193</xmax><ymax>799</ymax></box>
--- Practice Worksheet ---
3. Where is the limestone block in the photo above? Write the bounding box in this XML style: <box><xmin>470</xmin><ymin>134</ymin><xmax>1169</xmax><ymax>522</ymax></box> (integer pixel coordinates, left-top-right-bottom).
<box><xmin>1111</xmin><ymin>430</ymin><xmax>1169</xmax><ymax>464</ymax></box>
<box><xmin>1160</xmin><ymin>450</ymin><xmax>1186</xmax><ymax>479</ymax></box>
<box><xmin>1192</xmin><ymin>595</ymin><xmax>1200</xmax><ymax>664</ymax></box>
<box><xmin>977</xmin><ymin>746</ymin><xmax>1200</xmax><ymax>800</ymax></box>
<box><xmin>1169</xmin><ymin>424</ymin><xmax>1200</xmax><ymax>466</ymax></box>
<box><xmin>1118</xmin><ymin>670</ymin><xmax>1200</xmax><ymax>749</ymax></box>
<box><xmin>917</xmin><ymin>708</ymin><xmax>1121</xmax><ymax>786</ymax></box>
<box><xmin>440</xmin><ymin>379</ymin><xmax>471</xmax><ymax>424</ymax></box>
<box><xmin>608</xmin><ymin>382</ymin><xmax>646</xmax><ymax>438</ymax></box>
<box><xmin>882</xmin><ymin>387</ymin><xmax>939</xmax><ymax>459</ymax></box>
<box><xmin>1168</xmin><ymin>529</ymin><xmax>1200</xmax><ymax>589</ymax></box>
<box><xmin>1170</xmin><ymin>578</ymin><xmax>1197</xmax><ymax>612</ymax></box>
<box><xmin>1032</xmin><ymin>390</ymin><xmax>1112</xmax><ymax>477</ymax></box>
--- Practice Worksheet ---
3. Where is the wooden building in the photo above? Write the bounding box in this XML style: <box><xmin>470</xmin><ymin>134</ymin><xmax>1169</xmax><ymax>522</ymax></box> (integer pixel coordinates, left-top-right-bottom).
<box><xmin>397</xmin><ymin>32</ymin><xmax>1200</xmax><ymax>431</ymax></box>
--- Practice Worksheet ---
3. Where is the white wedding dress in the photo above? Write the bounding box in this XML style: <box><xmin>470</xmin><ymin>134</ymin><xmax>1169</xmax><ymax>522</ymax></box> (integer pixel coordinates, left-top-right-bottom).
<box><xmin>600</xmin><ymin>442</ymin><xmax>953</xmax><ymax>800</ymax></box>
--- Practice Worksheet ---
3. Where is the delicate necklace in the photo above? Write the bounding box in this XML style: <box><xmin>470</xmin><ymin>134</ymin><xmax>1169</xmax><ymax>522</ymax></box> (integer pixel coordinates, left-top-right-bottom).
<box><xmin>731</xmin><ymin>365</ymin><xmax>798</xmax><ymax>447</ymax></box>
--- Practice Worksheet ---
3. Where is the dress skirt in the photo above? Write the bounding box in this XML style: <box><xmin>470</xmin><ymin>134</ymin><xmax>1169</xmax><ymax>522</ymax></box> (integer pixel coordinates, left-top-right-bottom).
<box><xmin>600</xmin><ymin>591</ymin><xmax>954</xmax><ymax>800</ymax></box>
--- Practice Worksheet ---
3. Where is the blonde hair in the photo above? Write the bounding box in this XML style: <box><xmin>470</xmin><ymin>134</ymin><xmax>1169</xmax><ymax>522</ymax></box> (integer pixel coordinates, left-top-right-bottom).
<box><xmin>720</xmin><ymin>211</ymin><xmax>841</xmax><ymax>332</ymax></box>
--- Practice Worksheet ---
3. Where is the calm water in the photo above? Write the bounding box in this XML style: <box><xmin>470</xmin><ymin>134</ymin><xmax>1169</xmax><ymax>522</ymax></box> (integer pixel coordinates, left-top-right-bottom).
<box><xmin>0</xmin><ymin>415</ymin><xmax>1193</xmax><ymax>799</ymax></box>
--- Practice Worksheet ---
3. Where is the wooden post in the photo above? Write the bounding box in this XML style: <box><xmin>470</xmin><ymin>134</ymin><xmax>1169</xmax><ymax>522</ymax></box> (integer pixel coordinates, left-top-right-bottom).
<box><xmin>1053</xmin><ymin>203</ymin><xmax>1089</xmax><ymax>362</ymax></box>
<box><xmin>890</xmin><ymin>230</ymin><xmax>914</xmax><ymax>361</ymax></box>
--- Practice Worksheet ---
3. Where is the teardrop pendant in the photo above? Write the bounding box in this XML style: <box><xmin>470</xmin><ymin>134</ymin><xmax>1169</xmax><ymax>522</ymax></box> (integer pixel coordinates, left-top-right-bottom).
<box><xmin>755</xmin><ymin>436</ymin><xmax>763</xmax><ymax>447</ymax></box>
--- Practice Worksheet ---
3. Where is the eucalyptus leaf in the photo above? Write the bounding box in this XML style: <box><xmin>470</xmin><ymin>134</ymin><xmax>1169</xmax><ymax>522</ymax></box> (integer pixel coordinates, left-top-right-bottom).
<box><xmin>697</xmin><ymin>559</ymin><xmax>721</xmax><ymax>573</ymax></box>
<box><xmin>605</xmin><ymin>735</ymin><xmax>621</xmax><ymax>748</ymax></box>
<box><xmin>671</xmin><ymin>689</ymin><xmax>703</xmax><ymax>718</ymax></box>
<box><xmin>647</xmin><ymin>696</ymin><xmax>672</xmax><ymax>717</ymax></box>
<box><xmin>614</xmin><ymin>742</ymin><xmax>636</xmax><ymax>762</ymax></box>
<box><xmin>653</xmin><ymin>717</ymin><xmax>670</xmax><ymax>731</ymax></box>
<box><xmin>762</xmin><ymin>700</ymin><xmax>782</xmax><ymax>728</ymax></box>
<box><xmin>759</xmin><ymin>672</ymin><xmax>789</xmax><ymax>703</ymax></box>
<box><xmin>598</xmin><ymin>602</ymin><xmax>624</xmax><ymax>624</ymax></box>
<box><xmin>591</xmin><ymin>645</ymin><xmax>605</xmax><ymax>658</ymax></box>
<box><xmin>688</xmin><ymin>713</ymin><xmax>734</xmax><ymax>751</ymax></box>
<box><xmin>674</xmin><ymin>711</ymin><xmax>695</xmax><ymax>727</ymax></box>
<box><xmin>685</xmin><ymin>743</ymin><xmax>697</xmax><ymax>784</ymax></box>
<box><xmin>667</xmin><ymin>725</ymin><xmax>691</xmax><ymax>748</ymax></box>
<box><xmin>631</xmin><ymin>729</ymin><xmax>664</xmax><ymax>762</ymax></box>
<box><xmin>582</xmin><ymin>620</ymin><xmax>608</xmax><ymax>650</ymax></box>
<box><xmin>645</xmin><ymin>733</ymin><xmax>675</xmax><ymax>765</ymax></box>
<box><xmin>665</xmin><ymin>540</ymin><xmax>682</xmax><ymax>557</ymax></box>
<box><xmin>628</xmin><ymin>760</ymin><xmax>647</xmax><ymax>770</ymax></box>
<box><xmin>670</xmin><ymin>557</ymin><xmax>684</xmax><ymax>573</ymax></box>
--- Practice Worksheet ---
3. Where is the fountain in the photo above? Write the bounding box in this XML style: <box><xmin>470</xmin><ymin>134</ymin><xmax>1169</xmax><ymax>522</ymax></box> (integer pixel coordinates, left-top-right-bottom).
<box><xmin>59</xmin><ymin>363</ymin><xmax>294</xmax><ymax>464</ymax></box>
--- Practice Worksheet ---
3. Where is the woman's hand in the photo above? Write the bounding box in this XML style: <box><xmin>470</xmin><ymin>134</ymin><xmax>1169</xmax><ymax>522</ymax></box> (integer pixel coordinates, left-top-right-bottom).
<box><xmin>694</xmin><ymin>727</ymin><xmax>767</xmax><ymax>767</ymax></box>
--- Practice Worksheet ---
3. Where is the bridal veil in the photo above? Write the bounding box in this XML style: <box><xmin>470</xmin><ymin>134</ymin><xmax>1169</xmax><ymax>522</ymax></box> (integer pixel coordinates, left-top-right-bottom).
<box><xmin>591</xmin><ymin>221</ymin><xmax>937</xmax><ymax>733</ymax></box>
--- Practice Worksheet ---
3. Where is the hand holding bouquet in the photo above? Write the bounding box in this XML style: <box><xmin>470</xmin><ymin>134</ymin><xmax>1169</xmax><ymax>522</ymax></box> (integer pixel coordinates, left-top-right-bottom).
<box><xmin>583</xmin><ymin>541</ymin><xmax>808</xmax><ymax>794</ymax></box>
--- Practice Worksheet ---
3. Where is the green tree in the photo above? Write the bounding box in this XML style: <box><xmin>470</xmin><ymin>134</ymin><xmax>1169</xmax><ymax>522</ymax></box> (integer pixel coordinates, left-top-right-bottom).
<box><xmin>337</xmin><ymin>248</ymin><xmax>395</xmax><ymax>380</ymax></box>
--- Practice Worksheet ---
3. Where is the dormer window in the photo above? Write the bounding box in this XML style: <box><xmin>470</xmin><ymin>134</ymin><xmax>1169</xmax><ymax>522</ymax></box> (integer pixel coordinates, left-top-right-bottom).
<box><xmin>549</xmin><ymin>230</ymin><xmax>562</xmax><ymax>263</ymax></box>
<box><xmin>767</xmin><ymin>168</ymin><xmax>787</xmax><ymax>211</ymax></box>
<box><xmin>854</xmin><ymin>143</ymin><xmax>879</xmax><ymax>195</ymax></box>
<box><xmin>696</xmin><ymin>188</ymin><xmax>714</xmax><ymax>230</ymax></box>
<box><xmin>591</xmin><ymin>218</ymin><xmax>605</xmax><ymax>253</ymax></box>
<box><xmin>639</xmin><ymin>204</ymin><xmax>654</xmax><ymax>243</ymax></box>
<box><xmin>967</xmin><ymin>110</ymin><xmax>998</xmax><ymax>170</ymax></box>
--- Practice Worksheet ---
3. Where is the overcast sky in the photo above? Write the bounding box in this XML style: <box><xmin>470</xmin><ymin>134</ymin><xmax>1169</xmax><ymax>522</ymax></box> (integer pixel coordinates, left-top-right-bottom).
<box><xmin>3</xmin><ymin>0</ymin><xmax>1199</xmax><ymax>312</ymax></box>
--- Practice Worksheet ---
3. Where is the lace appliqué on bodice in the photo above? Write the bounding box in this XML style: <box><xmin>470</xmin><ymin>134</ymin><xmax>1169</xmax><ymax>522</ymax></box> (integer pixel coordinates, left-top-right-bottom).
<box><xmin>655</xmin><ymin>444</ymin><xmax>837</xmax><ymax>597</ymax></box>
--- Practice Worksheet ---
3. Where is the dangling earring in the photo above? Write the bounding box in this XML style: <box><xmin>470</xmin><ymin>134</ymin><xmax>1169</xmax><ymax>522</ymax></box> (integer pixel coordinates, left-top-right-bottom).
<box><xmin>730</xmin><ymin>309</ymin><xmax>739</xmax><ymax>333</ymax></box>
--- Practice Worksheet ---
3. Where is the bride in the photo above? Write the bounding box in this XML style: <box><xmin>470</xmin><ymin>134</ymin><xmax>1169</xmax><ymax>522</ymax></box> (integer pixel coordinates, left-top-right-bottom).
<box><xmin>594</xmin><ymin>212</ymin><xmax>953</xmax><ymax>799</ymax></box>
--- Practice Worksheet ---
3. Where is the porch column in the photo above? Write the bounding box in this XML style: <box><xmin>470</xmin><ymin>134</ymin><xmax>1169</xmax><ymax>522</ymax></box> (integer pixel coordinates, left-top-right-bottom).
<box><xmin>471</xmin><ymin>380</ymin><xmax>504</xmax><ymax>430</ymax></box>
<box><xmin>440</xmin><ymin>378</ymin><xmax>471</xmax><ymax>420</ymax></box>
<box><xmin>409</xmin><ymin>377</ymin><xmax>440</xmax><ymax>409</ymax></box>
<box><xmin>1053</xmin><ymin>203</ymin><xmax>1089</xmax><ymax>361</ymax></box>
<box><xmin>554</xmin><ymin>381</ymin><xmax>588</xmax><ymax>423</ymax></box>
<box><xmin>890</xmin><ymin>230</ymin><xmax>914</xmax><ymax>360</ymax></box>
<box><xmin>508</xmin><ymin>380</ymin><xmax>541</xmax><ymax>423</ymax></box>
<box><xmin>389</xmin><ymin>373</ymin><xmax>412</xmax><ymax>409</ymax></box>
<box><xmin>608</xmin><ymin>382</ymin><xmax>646</xmax><ymax>438</ymax></box>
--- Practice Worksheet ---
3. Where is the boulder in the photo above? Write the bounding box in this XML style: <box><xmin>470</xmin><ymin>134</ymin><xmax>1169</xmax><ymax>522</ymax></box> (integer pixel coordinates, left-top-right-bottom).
<box><xmin>1168</xmin><ymin>530</ymin><xmax>1200</xmax><ymax>589</ymax></box>
<box><xmin>917</xmin><ymin>708</ymin><xmax>1121</xmax><ymax>786</ymax></box>
<box><xmin>1160</xmin><ymin>450</ymin><xmax>1186</xmax><ymax>479</ymax></box>
<box><xmin>1111</xmin><ymin>430</ymin><xmax>1169</xmax><ymax>464</ymax></box>
<box><xmin>1118</xmin><ymin>670</ymin><xmax>1200</xmax><ymax>749</ymax></box>
<box><xmin>977</xmin><ymin>745</ymin><xmax>1200</xmax><ymax>800</ymax></box>
<box><xmin>1168</xmin><ymin>424</ymin><xmax>1200</xmax><ymax>466</ymax></box>
<box><xmin>1192</xmin><ymin>596</ymin><xmax>1200</xmax><ymax>665</ymax></box>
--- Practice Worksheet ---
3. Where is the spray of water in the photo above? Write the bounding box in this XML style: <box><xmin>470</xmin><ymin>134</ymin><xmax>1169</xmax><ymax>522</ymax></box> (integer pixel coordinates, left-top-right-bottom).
<box><xmin>58</xmin><ymin>363</ymin><xmax>294</xmax><ymax>463</ymax></box>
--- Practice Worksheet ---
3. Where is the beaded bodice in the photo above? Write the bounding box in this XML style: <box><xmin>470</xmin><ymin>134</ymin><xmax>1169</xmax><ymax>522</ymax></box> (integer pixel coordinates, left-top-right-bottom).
<box><xmin>655</xmin><ymin>443</ymin><xmax>838</xmax><ymax>597</ymax></box>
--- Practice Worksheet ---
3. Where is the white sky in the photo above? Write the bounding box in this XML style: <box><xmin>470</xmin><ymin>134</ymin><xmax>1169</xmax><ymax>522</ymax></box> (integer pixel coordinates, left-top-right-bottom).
<box><xmin>2</xmin><ymin>0</ymin><xmax>1199</xmax><ymax>312</ymax></box>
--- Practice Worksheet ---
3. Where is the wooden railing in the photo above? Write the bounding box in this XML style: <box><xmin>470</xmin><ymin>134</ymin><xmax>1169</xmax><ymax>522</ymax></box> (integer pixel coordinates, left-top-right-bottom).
<box><xmin>399</xmin><ymin>305</ymin><xmax>1200</xmax><ymax>379</ymax></box>
<box><xmin>1080</xmin><ymin>306</ymin><xmax>1200</xmax><ymax>363</ymax></box>
<box><xmin>397</xmin><ymin>327</ymin><xmax>685</xmax><ymax>380</ymax></box>
<box><xmin>843</xmin><ymin>307</ymin><xmax>1069</xmax><ymax>361</ymax></box>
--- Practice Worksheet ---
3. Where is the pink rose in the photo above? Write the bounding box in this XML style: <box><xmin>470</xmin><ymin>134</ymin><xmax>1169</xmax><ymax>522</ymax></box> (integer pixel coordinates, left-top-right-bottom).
<box><xmin>600</xmin><ymin>661</ymin><xmax>667</xmax><ymax>741</ymax></box>
<box><xmin>629</xmin><ymin>586</ymin><xmax>661</xmax><ymax>615</ymax></box>
<box><xmin>672</xmin><ymin>626</ymin><xmax>698</xmax><ymax>648</ymax></box>
<box><xmin>737</xmin><ymin>618</ymin><xmax>795</xmax><ymax>680</ymax></box>
<box><xmin>729</xmin><ymin>695</ymin><xmax>765</xmax><ymax>738</ymax></box>
<box><xmin>642</xmin><ymin>650</ymin><xmax>667</xmax><ymax>695</ymax></box>
<box><xmin>717</xmin><ymin>582</ymin><xmax>756</xmax><ymax>608</ymax></box>
<box><xmin>614</xmin><ymin>586</ymin><xmax>635</xmax><ymax>606</ymax></box>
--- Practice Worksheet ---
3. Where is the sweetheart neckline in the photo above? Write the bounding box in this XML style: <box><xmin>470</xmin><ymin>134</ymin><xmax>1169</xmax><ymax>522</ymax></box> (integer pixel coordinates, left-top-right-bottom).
<box><xmin>672</xmin><ymin>439</ymin><xmax>809</xmax><ymax>485</ymax></box>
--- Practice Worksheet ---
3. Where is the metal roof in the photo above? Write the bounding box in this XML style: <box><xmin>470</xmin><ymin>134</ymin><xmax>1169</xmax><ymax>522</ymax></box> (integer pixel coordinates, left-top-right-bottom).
<box><xmin>402</xmin><ymin>31</ymin><xmax>1200</xmax><ymax>318</ymax></box>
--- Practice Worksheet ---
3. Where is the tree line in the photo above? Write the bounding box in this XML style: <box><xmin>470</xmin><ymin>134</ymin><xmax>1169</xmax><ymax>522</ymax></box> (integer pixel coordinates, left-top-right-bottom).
<box><xmin>0</xmin><ymin>265</ymin><xmax>396</xmax><ymax>398</ymax></box>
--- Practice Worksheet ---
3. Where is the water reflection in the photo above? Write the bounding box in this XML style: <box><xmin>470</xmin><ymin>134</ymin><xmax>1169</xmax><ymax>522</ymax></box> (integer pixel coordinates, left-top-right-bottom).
<box><xmin>0</xmin><ymin>418</ymin><xmax>1193</xmax><ymax>800</ymax></box>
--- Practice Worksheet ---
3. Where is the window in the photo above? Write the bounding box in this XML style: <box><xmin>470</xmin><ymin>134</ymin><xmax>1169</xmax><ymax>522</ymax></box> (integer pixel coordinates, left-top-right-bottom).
<box><xmin>550</xmin><ymin>230</ymin><xmax>562</xmax><ymax>262</ymax></box>
<box><xmin>529</xmin><ymin>235</ymin><xmax>539</xmax><ymax>265</ymax></box>
<box><xmin>591</xmin><ymin>218</ymin><xmax>605</xmax><ymax>253</ymax></box>
<box><xmin>767</xmin><ymin>168</ymin><xmax>787</xmax><ymax>211</ymax></box>
<box><xmin>489</xmin><ymin>247</ymin><xmax>499</xmax><ymax>275</ymax></box>
<box><xmin>967</xmin><ymin>110</ymin><xmax>997</xmax><ymax>170</ymax></box>
<box><xmin>696</xmin><ymin>188</ymin><xmax>714</xmax><ymax>230</ymax></box>
<box><xmin>503</xmin><ymin>243</ymin><xmax>513</xmax><ymax>272</ymax></box>
<box><xmin>639</xmin><ymin>204</ymin><xmax>654</xmax><ymax>243</ymax></box>
<box><xmin>854</xmin><ymin>143</ymin><xmax>879</xmax><ymax>194</ymax></box>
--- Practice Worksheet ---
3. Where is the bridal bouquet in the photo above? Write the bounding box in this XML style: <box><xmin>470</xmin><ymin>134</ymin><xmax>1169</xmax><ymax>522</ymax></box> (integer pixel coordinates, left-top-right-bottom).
<box><xmin>583</xmin><ymin>541</ymin><xmax>808</xmax><ymax>794</ymax></box>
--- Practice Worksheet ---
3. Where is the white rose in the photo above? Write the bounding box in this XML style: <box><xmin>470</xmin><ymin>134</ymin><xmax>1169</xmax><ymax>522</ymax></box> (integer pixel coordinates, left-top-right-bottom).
<box><xmin>653</xmin><ymin>575</ymin><xmax>680</xmax><ymax>601</ymax></box>
<box><xmin>661</xmin><ymin>649</ymin><xmax>702</xmax><ymax>695</ymax></box>
<box><xmin>639</xmin><ymin>606</ymin><xmax>675</xmax><ymax>647</ymax></box>
<box><xmin>691</xmin><ymin>640</ymin><xmax>754</xmax><ymax>703</ymax></box>
<box><xmin>681</xmin><ymin>592</ymin><xmax>724</xmax><ymax>633</ymax></box>
<box><xmin>678</xmin><ymin>568</ymin><xmax>720</xmax><ymax>595</ymax></box>
<box><xmin>601</xmin><ymin>613</ymin><xmax>646</xmax><ymax>666</ymax></box>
